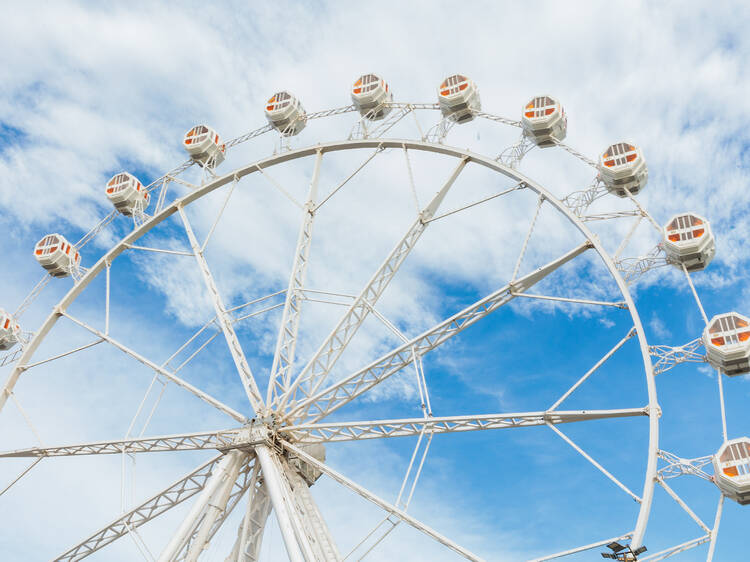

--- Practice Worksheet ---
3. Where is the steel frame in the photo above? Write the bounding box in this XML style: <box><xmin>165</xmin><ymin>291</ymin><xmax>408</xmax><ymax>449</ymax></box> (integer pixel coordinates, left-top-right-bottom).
<box><xmin>1</xmin><ymin>129</ymin><xmax>670</xmax><ymax>561</ymax></box>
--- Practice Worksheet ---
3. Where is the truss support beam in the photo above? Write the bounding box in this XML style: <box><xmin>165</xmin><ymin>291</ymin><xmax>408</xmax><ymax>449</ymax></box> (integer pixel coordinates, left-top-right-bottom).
<box><xmin>226</xmin><ymin>464</ymin><xmax>272</xmax><ymax>562</ymax></box>
<box><xmin>281</xmin><ymin>440</ymin><xmax>484</xmax><ymax>562</ymax></box>
<box><xmin>0</xmin><ymin>429</ymin><xmax>244</xmax><ymax>458</ymax></box>
<box><xmin>184</xmin><ymin>452</ymin><xmax>246</xmax><ymax>562</ymax></box>
<box><xmin>62</xmin><ymin>312</ymin><xmax>248</xmax><ymax>423</ymax></box>
<box><xmin>280</xmin><ymin>456</ymin><xmax>342</xmax><ymax>561</ymax></box>
<box><xmin>281</xmin><ymin>408</ymin><xmax>648</xmax><ymax>443</ymax></box>
<box><xmin>254</xmin><ymin>445</ymin><xmax>309</xmax><ymax>562</ymax></box>
<box><xmin>55</xmin><ymin>454</ymin><xmax>224</xmax><ymax>561</ymax></box>
<box><xmin>282</xmin><ymin>157</ymin><xmax>470</xmax><ymax>415</ymax></box>
<box><xmin>288</xmin><ymin>240</ymin><xmax>593</xmax><ymax>422</ymax></box>
<box><xmin>179</xmin><ymin>206</ymin><xmax>265</xmax><ymax>415</ymax></box>
<box><xmin>267</xmin><ymin>150</ymin><xmax>322</xmax><ymax>405</ymax></box>
<box><xmin>159</xmin><ymin>451</ymin><xmax>248</xmax><ymax>561</ymax></box>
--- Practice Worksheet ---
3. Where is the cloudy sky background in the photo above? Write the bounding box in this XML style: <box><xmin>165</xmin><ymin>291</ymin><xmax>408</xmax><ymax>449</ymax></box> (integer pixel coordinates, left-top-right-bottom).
<box><xmin>1</xmin><ymin>2</ymin><xmax>749</xmax><ymax>560</ymax></box>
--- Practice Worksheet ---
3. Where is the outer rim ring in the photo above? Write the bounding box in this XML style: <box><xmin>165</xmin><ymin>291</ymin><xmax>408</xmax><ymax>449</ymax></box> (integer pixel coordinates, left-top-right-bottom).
<box><xmin>0</xmin><ymin>138</ymin><xmax>659</xmax><ymax>552</ymax></box>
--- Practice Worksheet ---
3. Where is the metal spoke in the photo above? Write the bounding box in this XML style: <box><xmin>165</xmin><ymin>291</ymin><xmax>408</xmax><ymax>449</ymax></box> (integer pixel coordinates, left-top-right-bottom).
<box><xmin>0</xmin><ymin>429</ymin><xmax>249</xmax><ymax>458</ymax></box>
<box><xmin>281</xmin><ymin>408</ymin><xmax>648</xmax><ymax>443</ymax></box>
<box><xmin>281</xmin><ymin>440</ymin><xmax>484</xmax><ymax>562</ymax></box>
<box><xmin>124</xmin><ymin>243</ymin><xmax>194</xmax><ymax>256</ymax></box>
<box><xmin>549</xmin><ymin>327</ymin><xmax>636</xmax><ymax>411</ymax></box>
<box><xmin>512</xmin><ymin>193</ymin><xmax>544</xmax><ymax>281</ymax></box>
<box><xmin>547</xmin><ymin>422</ymin><xmax>642</xmax><ymax>503</ymax></box>
<box><xmin>528</xmin><ymin>533</ymin><xmax>632</xmax><ymax>561</ymax></box>
<box><xmin>639</xmin><ymin>536</ymin><xmax>710</xmax><ymax>561</ymax></box>
<box><xmin>62</xmin><ymin>312</ymin><xmax>248</xmax><ymax>423</ymax></box>
<box><xmin>55</xmin><ymin>454</ymin><xmax>225</xmax><ymax>561</ymax></box>
<box><xmin>253</xmin><ymin>164</ymin><xmax>304</xmax><ymax>209</ymax></box>
<box><xmin>288</xmin><ymin>241</ymin><xmax>592</xmax><ymax>423</ymax></box>
<box><xmin>425</xmin><ymin>182</ymin><xmax>524</xmax><ymax>224</ymax></box>
<box><xmin>315</xmin><ymin>146</ymin><xmax>383</xmax><ymax>211</ymax></box>
<box><xmin>510</xmin><ymin>292</ymin><xmax>627</xmax><ymax>309</ymax></box>
<box><xmin>179</xmin><ymin>206</ymin><xmax>265</xmax><ymax>415</ymax></box>
<box><xmin>0</xmin><ymin>457</ymin><xmax>43</xmax><ymax>498</ymax></box>
<box><xmin>655</xmin><ymin>477</ymin><xmax>710</xmax><ymax>534</ymax></box>
<box><xmin>706</xmin><ymin>494</ymin><xmax>724</xmax><ymax>562</ymax></box>
<box><xmin>21</xmin><ymin>339</ymin><xmax>104</xmax><ymax>370</ymax></box>
<box><xmin>281</xmin><ymin>157</ymin><xmax>470</xmax><ymax>415</ymax></box>
<box><xmin>267</xmin><ymin>150</ymin><xmax>322</xmax><ymax>405</ymax></box>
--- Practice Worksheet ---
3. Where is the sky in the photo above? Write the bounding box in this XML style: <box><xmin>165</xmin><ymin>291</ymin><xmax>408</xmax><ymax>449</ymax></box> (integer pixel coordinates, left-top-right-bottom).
<box><xmin>1</xmin><ymin>1</ymin><xmax>749</xmax><ymax>561</ymax></box>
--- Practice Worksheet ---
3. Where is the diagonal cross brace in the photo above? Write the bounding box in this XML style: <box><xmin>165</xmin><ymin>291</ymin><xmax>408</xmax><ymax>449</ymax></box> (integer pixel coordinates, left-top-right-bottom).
<box><xmin>280</xmin><ymin>157</ymin><xmax>470</xmax><ymax>415</ymax></box>
<box><xmin>287</xmin><ymin>240</ymin><xmax>593</xmax><ymax>422</ymax></box>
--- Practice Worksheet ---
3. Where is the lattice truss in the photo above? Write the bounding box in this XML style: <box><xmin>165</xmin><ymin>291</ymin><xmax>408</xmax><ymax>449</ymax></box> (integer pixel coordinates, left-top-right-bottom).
<box><xmin>0</xmin><ymin>96</ymin><xmax>728</xmax><ymax>562</ymax></box>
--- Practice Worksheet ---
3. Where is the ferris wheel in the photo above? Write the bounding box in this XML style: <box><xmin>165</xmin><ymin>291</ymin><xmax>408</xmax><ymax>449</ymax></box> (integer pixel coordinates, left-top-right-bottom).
<box><xmin>0</xmin><ymin>72</ymin><xmax>746</xmax><ymax>562</ymax></box>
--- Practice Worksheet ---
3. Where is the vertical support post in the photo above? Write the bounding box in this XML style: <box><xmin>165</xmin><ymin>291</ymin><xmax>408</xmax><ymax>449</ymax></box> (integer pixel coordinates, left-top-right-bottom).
<box><xmin>254</xmin><ymin>445</ymin><xmax>306</xmax><ymax>562</ymax></box>
<box><xmin>185</xmin><ymin>452</ymin><xmax>244</xmax><ymax>562</ymax></box>
<box><xmin>268</xmin><ymin>150</ymin><xmax>322</xmax><ymax>406</ymax></box>
<box><xmin>158</xmin><ymin>452</ymin><xmax>243</xmax><ymax>561</ymax></box>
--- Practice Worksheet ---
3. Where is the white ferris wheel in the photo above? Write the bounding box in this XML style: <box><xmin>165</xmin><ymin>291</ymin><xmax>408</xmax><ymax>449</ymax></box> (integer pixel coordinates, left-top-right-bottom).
<box><xmin>0</xmin><ymin>73</ymin><xmax>747</xmax><ymax>562</ymax></box>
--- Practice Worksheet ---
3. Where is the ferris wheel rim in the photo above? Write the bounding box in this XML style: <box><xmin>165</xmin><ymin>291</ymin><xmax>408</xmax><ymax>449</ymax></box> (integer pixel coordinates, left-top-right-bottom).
<box><xmin>1</xmin><ymin>137</ymin><xmax>660</xmax><ymax>557</ymax></box>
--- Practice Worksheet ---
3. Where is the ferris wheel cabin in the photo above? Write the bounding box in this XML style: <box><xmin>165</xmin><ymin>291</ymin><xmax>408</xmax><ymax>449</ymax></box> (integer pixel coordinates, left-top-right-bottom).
<box><xmin>704</xmin><ymin>312</ymin><xmax>750</xmax><ymax>376</ymax></box>
<box><xmin>598</xmin><ymin>142</ymin><xmax>648</xmax><ymax>197</ymax></box>
<box><xmin>34</xmin><ymin>234</ymin><xmax>81</xmax><ymax>278</ymax></box>
<box><xmin>521</xmin><ymin>95</ymin><xmax>567</xmax><ymax>147</ymax></box>
<box><xmin>437</xmin><ymin>75</ymin><xmax>481</xmax><ymax>124</ymax></box>
<box><xmin>0</xmin><ymin>309</ymin><xmax>20</xmax><ymax>351</ymax></box>
<box><xmin>351</xmin><ymin>74</ymin><xmax>393</xmax><ymax>120</ymax></box>
<box><xmin>713</xmin><ymin>438</ymin><xmax>750</xmax><ymax>504</ymax></box>
<box><xmin>662</xmin><ymin>213</ymin><xmax>716</xmax><ymax>271</ymax></box>
<box><xmin>183</xmin><ymin>125</ymin><xmax>226</xmax><ymax>168</ymax></box>
<box><xmin>265</xmin><ymin>91</ymin><xmax>307</xmax><ymax>136</ymax></box>
<box><xmin>106</xmin><ymin>172</ymin><xmax>150</xmax><ymax>216</ymax></box>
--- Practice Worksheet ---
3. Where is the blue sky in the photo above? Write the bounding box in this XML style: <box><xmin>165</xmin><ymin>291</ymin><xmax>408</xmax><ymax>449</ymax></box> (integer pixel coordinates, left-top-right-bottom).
<box><xmin>1</xmin><ymin>2</ymin><xmax>749</xmax><ymax>560</ymax></box>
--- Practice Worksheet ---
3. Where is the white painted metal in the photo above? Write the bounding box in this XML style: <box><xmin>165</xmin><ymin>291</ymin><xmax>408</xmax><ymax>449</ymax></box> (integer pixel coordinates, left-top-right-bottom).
<box><xmin>2</xmin><ymin>136</ymin><xmax>665</xmax><ymax>560</ymax></box>
<box><xmin>179</xmin><ymin>206</ymin><xmax>265</xmax><ymax>415</ymax></box>
<box><xmin>56</xmin><ymin>454</ymin><xmax>225</xmax><ymax>561</ymax></box>
<box><xmin>226</xmin><ymin>464</ymin><xmax>272</xmax><ymax>562</ymax></box>
<box><xmin>281</xmin><ymin>408</ymin><xmax>648</xmax><ymax>443</ymax></box>
<box><xmin>62</xmin><ymin>311</ymin><xmax>248</xmax><ymax>423</ymax></box>
<box><xmin>267</xmin><ymin>150</ymin><xmax>323</xmax><ymax>405</ymax></box>
<box><xmin>279</xmin><ymin>156</ymin><xmax>469</xmax><ymax>415</ymax></box>
<box><xmin>287</xmin><ymin>240</ymin><xmax>593</xmax><ymax>423</ymax></box>
<box><xmin>282</xmin><ymin>440</ymin><xmax>484</xmax><ymax>562</ymax></box>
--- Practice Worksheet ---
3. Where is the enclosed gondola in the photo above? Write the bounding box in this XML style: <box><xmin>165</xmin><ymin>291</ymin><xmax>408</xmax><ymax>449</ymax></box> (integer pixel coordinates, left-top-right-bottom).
<box><xmin>0</xmin><ymin>309</ymin><xmax>20</xmax><ymax>351</ymax></box>
<box><xmin>351</xmin><ymin>74</ymin><xmax>393</xmax><ymax>120</ymax></box>
<box><xmin>521</xmin><ymin>95</ymin><xmax>567</xmax><ymax>147</ymax></box>
<box><xmin>704</xmin><ymin>312</ymin><xmax>750</xmax><ymax>376</ymax></box>
<box><xmin>265</xmin><ymin>91</ymin><xmax>307</xmax><ymax>136</ymax></box>
<box><xmin>34</xmin><ymin>234</ymin><xmax>81</xmax><ymax>278</ymax></box>
<box><xmin>598</xmin><ymin>142</ymin><xmax>648</xmax><ymax>197</ymax></box>
<box><xmin>183</xmin><ymin>125</ymin><xmax>226</xmax><ymax>168</ymax></box>
<box><xmin>713</xmin><ymin>438</ymin><xmax>750</xmax><ymax>504</ymax></box>
<box><xmin>662</xmin><ymin>213</ymin><xmax>716</xmax><ymax>271</ymax></box>
<box><xmin>437</xmin><ymin>74</ymin><xmax>481</xmax><ymax>124</ymax></box>
<box><xmin>105</xmin><ymin>172</ymin><xmax>150</xmax><ymax>216</ymax></box>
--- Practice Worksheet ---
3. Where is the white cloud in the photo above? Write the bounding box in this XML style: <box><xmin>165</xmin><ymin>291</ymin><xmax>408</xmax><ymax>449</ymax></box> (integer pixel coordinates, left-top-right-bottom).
<box><xmin>1</xmin><ymin>2</ymin><xmax>748</xmax><ymax>560</ymax></box>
